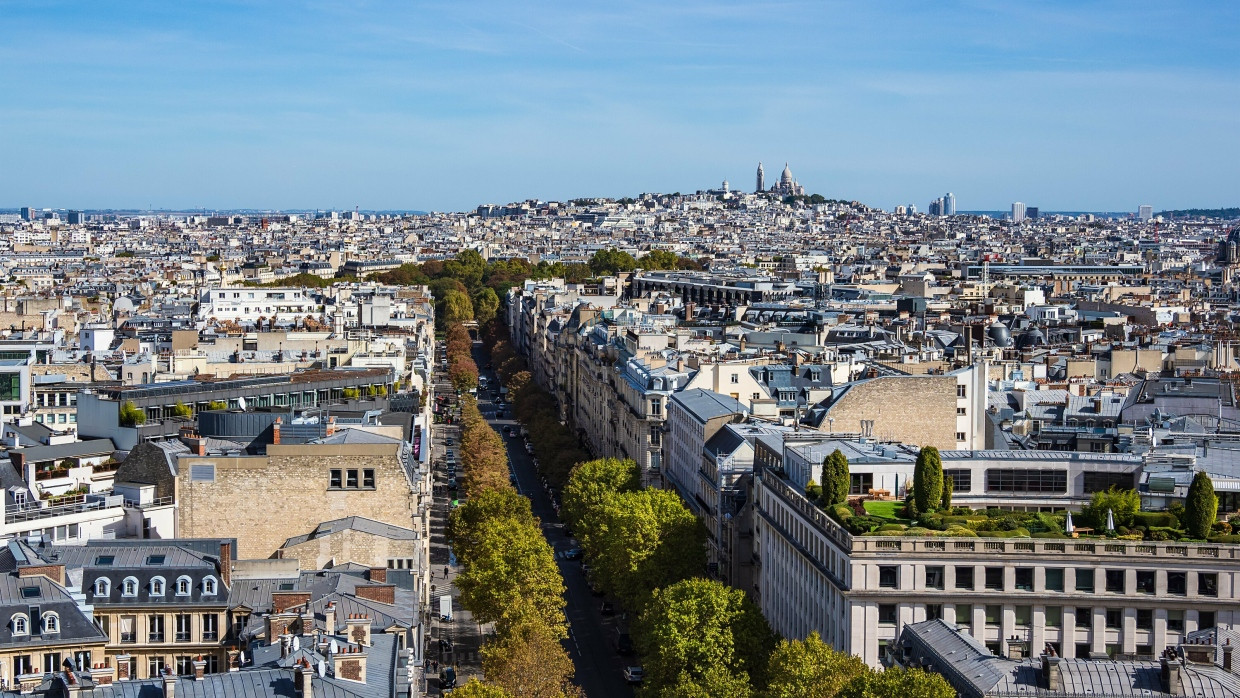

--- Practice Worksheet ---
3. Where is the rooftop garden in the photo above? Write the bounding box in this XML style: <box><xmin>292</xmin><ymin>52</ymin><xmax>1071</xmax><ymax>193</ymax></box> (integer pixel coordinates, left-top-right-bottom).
<box><xmin>809</xmin><ymin>447</ymin><xmax>1238</xmax><ymax>544</ymax></box>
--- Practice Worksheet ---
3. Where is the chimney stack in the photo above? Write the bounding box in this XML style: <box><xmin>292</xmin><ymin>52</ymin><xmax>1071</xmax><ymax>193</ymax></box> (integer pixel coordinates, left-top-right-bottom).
<box><xmin>323</xmin><ymin>603</ymin><xmax>336</xmax><ymax>635</ymax></box>
<box><xmin>192</xmin><ymin>657</ymin><xmax>206</xmax><ymax>681</ymax></box>
<box><xmin>218</xmin><ymin>542</ymin><xmax>231</xmax><ymax>587</ymax></box>
<box><xmin>296</xmin><ymin>658</ymin><xmax>315</xmax><ymax>698</ymax></box>
<box><xmin>280</xmin><ymin>634</ymin><xmax>292</xmax><ymax>659</ymax></box>
<box><xmin>272</xmin><ymin>418</ymin><xmax>282</xmax><ymax>445</ymax></box>
<box><xmin>344</xmin><ymin>614</ymin><xmax>371</xmax><ymax>647</ymax></box>
<box><xmin>1041</xmin><ymin>655</ymin><xmax>1061</xmax><ymax>691</ymax></box>
<box><xmin>161</xmin><ymin>668</ymin><xmax>177</xmax><ymax>698</ymax></box>
<box><xmin>1161</xmin><ymin>655</ymin><xmax>1184</xmax><ymax>695</ymax></box>
<box><xmin>1223</xmin><ymin>641</ymin><xmax>1233</xmax><ymax>673</ymax></box>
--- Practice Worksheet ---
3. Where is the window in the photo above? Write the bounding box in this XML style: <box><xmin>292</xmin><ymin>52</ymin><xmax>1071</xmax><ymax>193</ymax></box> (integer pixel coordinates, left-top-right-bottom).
<box><xmin>20</xmin><ymin>586</ymin><xmax>41</xmax><ymax>599</ymax></box>
<box><xmin>147</xmin><ymin>555</ymin><xmax>166</xmax><ymax>565</ymax></box>
<box><xmin>43</xmin><ymin>652</ymin><xmax>61</xmax><ymax>674</ymax></box>
<box><xmin>1105</xmin><ymin>608</ymin><xmax>1122</xmax><ymax>629</ymax></box>
<box><xmin>1045</xmin><ymin>568</ymin><xmax>1064</xmax><ymax>592</ymax></box>
<box><xmin>97</xmin><ymin>616</ymin><xmax>109</xmax><ymax>639</ymax></box>
<box><xmin>1136</xmin><ymin>570</ymin><xmax>1155</xmax><ymax>594</ymax></box>
<box><xmin>175</xmin><ymin>614</ymin><xmax>192</xmax><ymax>642</ymax></box>
<box><xmin>93</xmin><ymin>577</ymin><xmax>110</xmax><ymax>596</ymax></box>
<box><xmin>1014</xmin><ymin>605</ymin><xmax>1031</xmax><ymax>626</ymax></box>
<box><xmin>1168</xmin><ymin>609</ymin><xmax>1185</xmax><ymax>632</ymax></box>
<box><xmin>878</xmin><ymin>566</ymin><xmax>898</xmax><ymax>589</ymax></box>
<box><xmin>203</xmin><ymin>577</ymin><xmax>218</xmax><ymax>596</ymax></box>
<box><xmin>148</xmin><ymin>657</ymin><xmax>165</xmax><ymax>679</ymax></box>
<box><xmin>985</xmin><ymin>469</ymin><xmax>1067</xmax><ymax>493</ymax></box>
<box><xmin>926</xmin><ymin>566</ymin><xmax>945</xmax><ymax>590</ymax></box>
<box><xmin>1105</xmin><ymin>570</ymin><xmax>1124</xmax><ymax>593</ymax></box>
<box><xmin>955</xmin><ymin>566</ymin><xmax>975</xmax><ymax>590</ymax></box>
<box><xmin>1076</xmin><ymin>610</ymin><xmax>1092</xmax><ymax>629</ymax></box>
<box><xmin>956</xmin><ymin>432</ymin><xmax>966</xmax><ymax>442</ymax></box>
<box><xmin>945</xmin><ymin>469</ymin><xmax>972</xmax><ymax>492</ymax></box>
<box><xmin>204</xmin><ymin>655</ymin><xmax>220</xmax><ymax>674</ymax></box>
<box><xmin>1166</xmin><ymin>571</ymin><xmax>1186</xmax><ymax>595</ymax></box>
<box><xmin>954</xmin><ymin>604</ymin><xmax>972</xmax><ymax>624</ymax></box>
<box><xmin>925</xmin><ymin>604</ymin><xmax>943</xmax><ymax>621</ymax></box>
<box><xmin>119</xmin><ymin>615</ymin><xmax>136</xmax><ymax>643</ymax></box>
<box><xmin>730</xmin><ymin>374</ymin><xmax>739</xmax><ymax>384</ymax></box>
<box><xmin>362</xmin><ymin>469</ymin><xmax>375</xmax><ymax>489</ymax></box>
<box><xmin>985</xmin><ymin>567</ymin><xmax>1004</xmax><ymax>590</ymax></box>
<box><xmin>650</xmin><ymin>400</ymin><xmax>662</xmax><ymax>416</ymax></box>
<box><xmin>13</xmin><ymin>655</ymin><xmax>32</xmax><ymax>678</ymax></box>
<box><xmin>1015</xmin><ymin>568</ymin><xmax>1034</xmax><ymax>591</ymax></box>
<box><xmin>1198</xmin><ymin>572</ymin><xmax>1218</xmax><ymax>597</ymax></box>
<box><xmin>123</xmin><ymin>576</ymin><xmax>139</xmax><ymax>596</ymax></box>
<box><xmin>985</xmin><ymin>605</ymin><xmax>1001</xmax><ymax>625</ymax></box>
<box><xmin>346</xmin><ymin>469</ymin><xmax>359</xmax><ymax>488</ymax></box>
<box><xmin>11</xmin><ymin>614</ymin><xmax>28</xmax><ymax>636</ymax></box>
<box><xmin>330</xmin><ymin>469</ymin><xmax>343</xmax><ymax>489</ymax></box>
<box><xmin>42</xmin><ymin>612</ymin><xmax>59</xmax><ymax>634</ymax></box>
<box><xmin>1136</xmin><ymin>609</ymin><xmax>1153</xmax><ymax>631</ymax></box>
<box><xmin>958</xmin><ymin>385</ymin><xmax>967</xmax><ymax>398</ymax></box>
<box><xmin>149</xmin><ymin>614</ymin><xmax>165</xmax><ymax>643</ymax></box>
<box><xmin>202</xmin><ymin>613</ymin><xmax>219</xmax><ymax>641</ymax></box>
<box><xmin>1075</xmin><ymin>569</ymin><xmax>1095</xmax><ymax>593</ymax></box>
<box><xmin>1082</xmin><ymin>471</ymin><xmax>1134</xmax><ymax>493</ymax></box>
<box><xmin>1045</xmin><ymin>606</ymin><xmax>1062</xmax><ymax>628</ymax></box>
<box><xmin>150</xmin><ymin>577</ymin><xmax>166</xmax><ymax>596</ymax></box>
<box><xmin>957</xmin><ymin>407</ymin><xmax>967</xmax><ymax>416</ymax></box>
<box><xmin>849</xmin><ymin>473</ymin><xmax>874</xmax><ymax>496</ymax></box>
<box><xmin>1200</xmin><ymin>610</ymin><xmax>1215</xmax><ymax>628</ymax></box>
<box><xmin>878</xmin><ymin>604</ymin><xmax>897</xmax><ymax>625</ymax></box>
<box><xmin>176</xmin><ymin>576</ymin><xmax>192</xmax><ymax>596</ymax></box>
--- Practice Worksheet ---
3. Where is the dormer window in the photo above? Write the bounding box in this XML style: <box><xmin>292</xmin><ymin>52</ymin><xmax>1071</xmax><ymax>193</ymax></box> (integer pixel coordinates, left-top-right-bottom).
<box><xmin>202</xmin><ymin>576</ymin><xmax>218</xmax><ymax>596</ymax></box>
<box><xmin>176</xmin><ymin>576</ymin><xmax>192</xmax><ymax>596</ymax></box>
<box><xmin>150</xmin><ymin>577</ymin><xmax>165</xmax><ymax>596</ymax></box>
<box><xmin>122</xmin><ymin>577</ymin><xmax>139</xmax><ymax>597</ymax></box>
<box><xmin>94</xmin><ymin>578</ymin><xmax>110</xmax><ymax>597</ymax></box>
<box><xmin>42</xmin><ymin>612</ymin><xmax>59</xmax><ymax>634</ymax></box>
<box><xmin>11</xmin><ymin>614</ymin><xmax>28</xmax><ymax>636</ymax></box>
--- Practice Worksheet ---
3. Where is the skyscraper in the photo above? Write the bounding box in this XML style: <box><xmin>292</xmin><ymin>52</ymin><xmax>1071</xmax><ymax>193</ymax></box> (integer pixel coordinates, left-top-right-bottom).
<box><xmin>19</xmin><ymin>207</ymin><xmax>34</xmax><ymax>222</ymax></box>
<box><xmin>1011</xmin><ymin>202</ymin><xmax>1026</xmax><ymax>223</ymax></box>
<box><xmin>1139</xmin><ymin>205</ymin><xmax>1153</xmax><ymax>222</ymax></box>
<box><xmin>944</xmin><ymin>192</ymin><xmax>956</xmax><ymax>216</ymax></box>
<box><xmin>755</xmin><ymin>162</ymin><xmax>765</xmax><ymax>193</ymax></box>
<box><xmin>928</xmin><ymin>198</ymin><xmax>943</xmax><ymax>216</ymax></box>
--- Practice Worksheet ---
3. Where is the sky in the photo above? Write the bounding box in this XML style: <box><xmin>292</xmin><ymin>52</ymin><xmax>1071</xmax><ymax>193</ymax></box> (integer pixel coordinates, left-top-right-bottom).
<box><xmin>1</xmin><ymin>1</ymin><xmax>1237</xmax><ymax>213</ymax></box>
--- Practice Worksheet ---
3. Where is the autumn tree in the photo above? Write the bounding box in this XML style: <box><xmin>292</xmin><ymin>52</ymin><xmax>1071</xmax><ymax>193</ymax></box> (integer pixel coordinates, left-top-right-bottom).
<box><xmin>454</xmin><ymin>516</ymin><xmax>566</xmax><ymax>638</ymax></box>
<box><xmin>450</xmin><ymin>489</ymin><xmax>534</xmax><ymax>564</ymax></box>
<box><xmin>560</xmin><ymin>458</ymin><xmax>640</xmax><ymax>530</ymax></box>
<box><xmin>481</xmin><ymin>619</ymin><xmax>580</xmax><ymax>698</ymax></box>
<box><xmin>449</xmin><ymin>679</ymin><xmax>512</xmax><ymax>698</ymax></box>
<box><xmin>835</xmin><ymin>667</ymin><xmax>954</xmax><ymax>698</ymax></box>
<box><xmin>764</xmin><ymin>632</ymin><xmax>867</xmax><ymax>698</ymax></box>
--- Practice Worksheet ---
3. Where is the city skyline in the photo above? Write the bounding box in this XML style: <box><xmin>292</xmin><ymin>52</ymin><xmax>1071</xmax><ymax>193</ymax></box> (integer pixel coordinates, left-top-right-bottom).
<box><xmin>2</xmin><ymin>1</ymin><xmax>1238</xmax><ymax>212</ymax></box>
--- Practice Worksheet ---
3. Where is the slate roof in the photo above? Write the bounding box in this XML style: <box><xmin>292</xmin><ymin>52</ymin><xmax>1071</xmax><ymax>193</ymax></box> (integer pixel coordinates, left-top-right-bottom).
<box><xmin>281</xmin><ymin>517</ymin><xmax>416</xmax><ymax>549</ymax></box>
<box><xmin>9</xmin><ymin>439</ymin><xmax>116</xmax><ymax>463</ymax></box>
<box><xmin>670</xmin><ymin>389</ymin><xmax>747</xmax><ymax>423</ymax></box>
<box><xmin>0</xmin><ymin>572</ymin><xmax>108</xmax><ymax>650</ymax></box>
<box><xmin>311</xmin><ymin>429</ymin><xmax>403</xmax><ymax>446</ymax></box>
<box><xmin>46</xmin><ymin>543</ymin><xmax>227</xmax><ymax>609</ymax></box>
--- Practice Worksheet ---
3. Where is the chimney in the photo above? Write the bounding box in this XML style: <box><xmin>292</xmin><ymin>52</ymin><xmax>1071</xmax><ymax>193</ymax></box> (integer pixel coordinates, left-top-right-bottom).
<box><xmin>296</xmin><ymin>658</ymin><xmax>314</xmax><ymax>698</ymax></box>
<box><xmin>218</xmin><ymin>542</ymin><xmax>232</xmax><ymax>587</ymax></box>
<box><xmin>280</xmin><ymin>634</ymin><xmax>292</xmax><ymax>659</ymax></box>
<box><xmin>89</xmin><ymin>663</ymin><xmax>115</xmax><ymax>685</ymax></box>
<box><xmin>18</xmin><ymin>563</ymin><xmax>66</xmax><ymax>586</ymax></box>
<box><xmin>355</xmin><ymin>584</ymin><xmax>395</xmax><ymax>605</ymax></box>
<box><xmin>344</xmin><ymin>614</ymin><xmax>371</xmax><ymax>647</ymax></box>
<box><xmin>331</xmin><ymin>645</ymin><xmax>367</xmax><ymax>684</ymax></box>
<box><xmin>162</xmin><ymin>668</ymin><xmax>177</xmax><ymax>698</ymax></box>
<box><xmin>115</xmin><ymin>655</ymin><xmax>132</xmax><ymax>681</ymax></box>
<box><xmin>325</xmin><ymin>416</ymin><xmax>337</xmax><ymax>437</ymax></box>
<box><xmin>367</xmin><ymin>567</ymin><xmax>387</xmax><ymax>584</ymax></box>
<box><xmin>272</xmin><ymin>418</ymin><xmax>282</xmax><ymax>445</ymax></box>
<box><xmin>300</xmin><ymin>609</ymin><xmax>316</xmax><ymax>637</ymax></box>
<box><xmin>266</xmin><ymin>613</ymin><xmax>296</xmax><ymax>642</ymax></box>
<box><xmin>1161</xmin><ymin>656</ymin><xmax>1184</xmax><ymax>695</ymax></box>
<box><xmin>227</xmin><ymin>649</ymin><xmax>241</xmax><ymax>672</ymax></box>
<box><xmin>192</xmin><ymin>657</ymin><xmax>206</xmax><ymax>681</ymax></box>
<box><xmin>272</xmin><ymin>591</ymin><xmax>311</xmax><ymax>614</ymax></box>
<box><xmin>323</xmin><ymin>603</ymin><xmax>336</xmax><ymax>635</ymax></box>
<box><xmin>1223</xmin><ymin>641</ymin><xmax>1233</xmax><ymax>673</ymax></box>
<box><xmin>1041</xmin><ymin>655</ymin><xmax>1062</xmax><ymax>691</ymax></box>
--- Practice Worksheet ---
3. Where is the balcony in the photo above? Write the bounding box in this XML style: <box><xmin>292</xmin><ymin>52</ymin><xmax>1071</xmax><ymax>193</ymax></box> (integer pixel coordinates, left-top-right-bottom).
<box><xmin>5</xmin><ymin>494</ymin><xmax>124</xmax><ymax>525</ymax></box>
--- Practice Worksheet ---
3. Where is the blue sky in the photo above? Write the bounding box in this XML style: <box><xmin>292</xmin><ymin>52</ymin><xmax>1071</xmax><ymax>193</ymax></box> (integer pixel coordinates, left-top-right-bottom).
<box><xmin>2</xmin><ymin>1</ymin><xmax>1237</xmax><ymax>212</ymax></box>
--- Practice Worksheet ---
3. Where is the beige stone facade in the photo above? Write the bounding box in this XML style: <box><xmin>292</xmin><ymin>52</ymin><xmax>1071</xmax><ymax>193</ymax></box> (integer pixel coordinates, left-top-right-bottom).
<box><xmin>279</xmin><ymin>525</ymin><xmax>418</xmax><ymax>571</ymax></box>
<box><xmin>817</xmin><ymin>375</ymin><xmax>958</xmax><ymax>450</ymax></box>
<box><xmin>175</xmin><ymin>443</ymin><xmax>416</xmax><ymax>559</ymax></box>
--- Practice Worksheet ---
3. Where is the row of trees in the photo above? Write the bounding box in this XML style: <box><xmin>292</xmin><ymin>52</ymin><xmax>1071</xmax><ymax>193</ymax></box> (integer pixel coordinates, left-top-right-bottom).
<box><xmin>446</xmin><ymin>323</ymin><xmax>479</xmax><ymax>392</ymax></box>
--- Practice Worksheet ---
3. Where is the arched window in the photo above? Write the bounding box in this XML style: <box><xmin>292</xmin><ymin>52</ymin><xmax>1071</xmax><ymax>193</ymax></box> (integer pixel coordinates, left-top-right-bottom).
<box><xmin>42</xmin><ymin>612</ymin><xmax>59</xmax><ymax>634</ymax></box>
<box><xmin>150</xmin><ymin>577</ymin><xmax>165</xmax><ymax>596</ymax></box>
<box><xmin>175</xmin><ymin>576</ymin><xmax>192</xmax><ymax>596</ymax></box>
<box><xmin>94</xmin><ymin>578</ymin><xmax>110</xmax><ymax>597</ymax></box>
<box><xmin>122</xmin><ymin>577</ymin><xmax>139</xmax><ymax>597</ymax></box>
<box><xmin>11</xmin><ymin>614</ymin><xmax>29</xmax><ymax>636</ymax></box>
<box><xmin>202</xmin><ymin>576</ymin><xmax>218</xmax><ymax>596</ymax></box>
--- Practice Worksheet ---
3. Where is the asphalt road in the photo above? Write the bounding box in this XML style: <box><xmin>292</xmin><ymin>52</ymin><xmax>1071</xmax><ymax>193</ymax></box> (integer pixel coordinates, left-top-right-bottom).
<box><xmin>471</xmin><ymin>341</ymin><xmax>637</xmax><ymax>698</ymax></box>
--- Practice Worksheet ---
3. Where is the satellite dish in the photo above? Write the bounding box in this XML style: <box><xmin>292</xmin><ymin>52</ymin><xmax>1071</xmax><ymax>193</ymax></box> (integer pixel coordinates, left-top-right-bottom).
<box><xmin>329</xmin><ymin>639</ymin><xmax>339</xmax><ymax>654</ymax></box>
<box><xmin>317</xmin><ymin>659</ymin><xmax>326</xmax><ymax>678</ymax></box>
<box><xmin>292</xmin><ymin>636</ymin><xmax>301</xmax><ymax>652</ymax></box>
<box><xmin>237</xmin><ymin>396</ymin><xmax>247</xmax><ymax>411</ymax></box>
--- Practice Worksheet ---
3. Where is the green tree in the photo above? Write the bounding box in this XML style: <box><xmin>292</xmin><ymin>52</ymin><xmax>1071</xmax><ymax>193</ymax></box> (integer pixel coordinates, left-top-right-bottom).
<box><xmin>586</xmin><ymin>488</ymin><xmax>706</xmax><ymax>611</ymax></box>
<box><xmin>472</xmin><ymin>286</ymin><xmax>501</xmax><ymax>325</ymax></box>
<box><xmin>480</xmin><ymin>619</ymin><xmax>580</xmax><ymax>698</ymax></box>
<box><xmin>449</xmin><ymin>679</ymin><xmax>513</xmax><ymax>698</ymax></box>
<box><xmin>836</xmin><ymin>667</ymin><xmax>954</xmax><ymax>698</ymax></box>
<box><xmin>656</xmin><ymin>666</ymin><xmax>754</xmax><ymax>698</ymax></box>
<box><xmin>913</xmin><ymin>446</ymin><xmax>943</xmax><ymax>513</ymax></box>
<box><xmin>206</xmin><ymin>400</ymin><xmax>227</xmax><ymax>411</ymax></box>
<box><xmin>822</xmin><ymin>449</ymin><xmax>850</xmax><ymax>505</ymax></box>
<box><xmin>804</xmin><ymin>478</ymin><xmax>822</xmax><ymax>503</ymax></box>
<box><xmin>454</xmin><ymin>517</ymin><xmax>566</xmax><ymax>638</ymax></box>
<box><xmin>560</xmin><ymin>458</ymin><xmax>639</xmax><ymax>530</ymax></box>
<box><xmin>450</xmin><ymin>488</ymin><xmax>534</xmax><ymax>564</ymax></box>
<box><xmin>588</xmin><ymin>248</ymin><xmax>637</xmax><ymax>275</ymax></box>
<box><xmin>170</xmin><ymin>401</ymin><xmax>192</xmax><ymax>418</ymax></box>
<box><xmin>764</xmin><ymin>631</ymin><xmax>868</xmax><ymax>698</ymax></box>
<box><xmin>1080</xmin><ymin>486</ymin><xmax>1140</xmax><ymax>530</ymax></box>
<box><xmin>941</xmin><ymin>477</ymin><xmax>953</xmax><ymax>510</ymax></box>
<box><xmin>639</xmin><ymin>249</ymin><xmax>680</xmax><ymax>270</ymax></box>
<box><xmin>1184</xmin><ymin>471</ymin><xmax>1219</xmax><ymax>539</ymax></box>
<box><xmin>636</xmin><ymin>578</ymin><xmax>777</xmax><ymax>695</ymax></box>
<box><xmin>441</xmin><ymin>289</ymin><xmax>475</xmax><ymax>325</ymax></box>
<box><xmin>118</xmin><ymin>401</ymin><xmax>146</xmax><ymax>427</ymax></box>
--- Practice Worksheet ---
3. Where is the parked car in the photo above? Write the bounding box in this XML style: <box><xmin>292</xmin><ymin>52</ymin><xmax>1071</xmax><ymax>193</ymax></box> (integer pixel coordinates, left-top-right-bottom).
<box><xmin>623</xmin><ymin>666</ymin><xmax>644</xmax><ymax>685</ymax></box>
<box><xmin>615</xmin><ymin>632</ymin><xmax>634</xmax><ymax>655</ymax></box>
<box><xmin>562</xmin><ymin>548</ymin><xmax>583</xmax><ymax>560</ymax></box>
<box><xmin>447</xmin><ymin>478</ymin><xmax>457</xmax><ymax>489</ymax></box>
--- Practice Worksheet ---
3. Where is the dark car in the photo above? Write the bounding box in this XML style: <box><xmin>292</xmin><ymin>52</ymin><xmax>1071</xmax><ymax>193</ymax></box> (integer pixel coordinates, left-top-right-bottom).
<box><xmin>616</xmin><ymin>632</ymin><xmax>634</xmax><ymax>655</ymax></box>
<box><xmin>562</xmin><ymin>548</ymin><xmax>583</xmax><ymax>560</ymax></box>
<box><xmin>441</xmin><ymin>666</ymin><xmax>457</xmax><ymax>689</ymax></box>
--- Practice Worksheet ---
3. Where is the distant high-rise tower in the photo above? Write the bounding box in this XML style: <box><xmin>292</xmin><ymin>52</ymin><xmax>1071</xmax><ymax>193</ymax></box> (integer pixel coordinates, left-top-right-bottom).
<box><xmin>19</xmin><ymin>207</ymin><xmax>34</xmax><ymax>222</ymax></box>
<box><xmin>756</xmin><ymin>162</ymin><xmax>765</xmax><ymax>193</ymax></box>
<box><xmin>928</xmin><ymin>198</ymin><xmax>943</xmax><ymax>216</ymax></box>
<box><xmin>1138</xmin><ymin>204</ymin><xmax>1153</xmax><ymax>222</ymax></box>
<box><xmin>944</xmin><ymin>193</ymin><xmax>956</xmax><ymax>216</ymax></box>
<box><xmin>1012</xmin><ymin>202</ymin><xmax>1027</xmax><ymax>223</ymax></box>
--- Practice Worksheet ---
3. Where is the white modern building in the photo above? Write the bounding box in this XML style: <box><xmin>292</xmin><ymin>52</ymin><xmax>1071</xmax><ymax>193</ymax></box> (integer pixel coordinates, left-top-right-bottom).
<box><xmin>198</xmin><ymin>288</ymin><xmax>319</xmax><ymax>324</ymax></box>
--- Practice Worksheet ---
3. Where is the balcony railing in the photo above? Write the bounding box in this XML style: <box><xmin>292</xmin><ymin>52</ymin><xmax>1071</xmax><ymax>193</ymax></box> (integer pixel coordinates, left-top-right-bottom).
<box><xmin>5</xmin><ymin>495</ymin><xmax>125</xmax><ymax>525</ymax></box>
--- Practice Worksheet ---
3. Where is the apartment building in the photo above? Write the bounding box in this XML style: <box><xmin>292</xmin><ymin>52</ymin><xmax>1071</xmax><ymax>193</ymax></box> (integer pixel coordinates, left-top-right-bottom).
<box><xmin>198</xmin><ymin>288</ymin><xmax>319</xmax><ymax>324</ymax></box>
<box><xmin>0</xmin><ymin>560</ymin><xmax>109</xmax><ymax>689</ymax></box>
<box><xmin>752</xmin><ymin>461</ymin><xmax>1239</xmax><ymax>667</ymax></box>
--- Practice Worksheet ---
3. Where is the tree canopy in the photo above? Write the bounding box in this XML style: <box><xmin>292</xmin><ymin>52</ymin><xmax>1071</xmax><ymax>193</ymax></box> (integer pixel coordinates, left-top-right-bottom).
<box><xmin>1184</xmin><ymin>471</ymin><xmax>1219</xmax><ymax>539</ymax></box>
<box><xmin>588</xmin><ymin>248</ymin><xmax>638</xmax><ymax>275</ymax></box>
<box><xmin>764</xmin><ymin>632</ymin><xmax>868</xmax><ymax>698</ymax></box>
<box><xmin>912</xmin><ymin>446</ymin><xmax>943</xmax><ymax>513</ymax></box>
